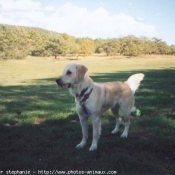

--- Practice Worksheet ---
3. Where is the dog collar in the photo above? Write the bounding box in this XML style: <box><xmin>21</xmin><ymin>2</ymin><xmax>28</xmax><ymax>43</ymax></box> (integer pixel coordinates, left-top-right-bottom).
<box><xmin>81</xmin><ymin>88</ymin><xmax>93</xmax><ymax>103</ymax></box>
<box><xmin>76</xmin><ymin>87</ymin><xmax>93</xmax><ymax>114</ymax></box>
<box><xmin>76</xmin><ymin>87</ymin><xmax>89</xmax><ymax>98</ymax></box>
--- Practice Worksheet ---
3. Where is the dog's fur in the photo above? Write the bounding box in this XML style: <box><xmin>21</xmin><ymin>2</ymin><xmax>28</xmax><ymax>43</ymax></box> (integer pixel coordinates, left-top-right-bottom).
<box><xmin>56</xmin><ymin>63</ymin><xmax>144</xmax><ymax>151</ymax></box>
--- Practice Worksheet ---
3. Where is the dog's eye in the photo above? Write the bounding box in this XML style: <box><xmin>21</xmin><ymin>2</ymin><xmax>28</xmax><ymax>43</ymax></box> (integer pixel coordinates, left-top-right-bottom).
<box><xmin>66</xmin><ymin>70</ymin><xmax>72</xmax><ymax>75</ymax></box>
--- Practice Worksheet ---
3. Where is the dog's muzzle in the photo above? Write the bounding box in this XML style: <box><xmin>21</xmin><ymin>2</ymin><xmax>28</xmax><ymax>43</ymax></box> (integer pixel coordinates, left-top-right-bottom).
<box><xmin>56</xmin><ymin>78</ymin><xmax>71</xmax><ymax>89</ymax></box>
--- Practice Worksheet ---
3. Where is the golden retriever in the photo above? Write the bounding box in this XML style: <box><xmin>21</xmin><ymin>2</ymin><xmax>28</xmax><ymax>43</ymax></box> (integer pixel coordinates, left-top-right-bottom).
<box><xmin>56</xmin><ymin>63</ymin><xmax>144</xmax><ymax>151</ymax></box>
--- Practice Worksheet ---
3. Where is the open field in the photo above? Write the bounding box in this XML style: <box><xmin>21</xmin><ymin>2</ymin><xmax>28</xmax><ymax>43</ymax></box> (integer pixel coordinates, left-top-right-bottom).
<box><xmin>0</xmin><ymin>55</ymin><xmax>175</xmax><ymax>174</ymax></box>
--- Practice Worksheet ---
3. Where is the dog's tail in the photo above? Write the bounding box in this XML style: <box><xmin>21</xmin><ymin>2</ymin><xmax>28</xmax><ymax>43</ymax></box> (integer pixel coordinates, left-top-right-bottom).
<box><xmin>126</xmin><ymin>73</ymin><xmax>145</xmax><ymax>94</ymax></box>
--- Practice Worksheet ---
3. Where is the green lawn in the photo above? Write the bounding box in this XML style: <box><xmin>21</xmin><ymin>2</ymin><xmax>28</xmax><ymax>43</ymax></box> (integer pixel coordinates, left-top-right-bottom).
<box><xmin>0</xmin><ymin>55</ymin><xmax>175</xmax><ymax>174</ymax></box>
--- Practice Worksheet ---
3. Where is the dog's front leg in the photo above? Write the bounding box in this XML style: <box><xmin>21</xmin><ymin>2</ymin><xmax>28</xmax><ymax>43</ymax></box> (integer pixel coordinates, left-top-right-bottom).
<box><xmin>89</xmin><ymin>116</ymin><xmax>101</xmax><ymax>151</ymax></box>
<box><xmin>76</xmin><ymin>115</ymin><xmax>88</xmax><ymax>149</ymax></box>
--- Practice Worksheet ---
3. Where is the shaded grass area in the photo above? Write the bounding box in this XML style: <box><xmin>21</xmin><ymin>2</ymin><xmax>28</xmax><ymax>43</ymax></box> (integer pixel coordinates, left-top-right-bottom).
<box><xmin>0</xmin><ymin>69</ymin><xmax>175</xmax><ymax>174</ymax></box>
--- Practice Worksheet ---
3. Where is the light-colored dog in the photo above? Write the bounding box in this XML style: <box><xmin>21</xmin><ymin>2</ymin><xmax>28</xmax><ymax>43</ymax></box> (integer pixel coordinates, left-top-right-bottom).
<box><xmin>56</xmin><ymin>63</ymin><xmax>144</xmax><ymax>151</ymax></box>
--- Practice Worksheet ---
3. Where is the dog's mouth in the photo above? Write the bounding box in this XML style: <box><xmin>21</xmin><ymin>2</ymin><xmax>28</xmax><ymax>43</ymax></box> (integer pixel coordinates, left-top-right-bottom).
<box><xmin>56</xmin><ymin>78</ymin><xmax>71</xmax><ymax>89</ymax></box>
<box><xmin>61</xmin><ymin>83</ymin><xmax>71</xmax><ymax>89</ymax></box>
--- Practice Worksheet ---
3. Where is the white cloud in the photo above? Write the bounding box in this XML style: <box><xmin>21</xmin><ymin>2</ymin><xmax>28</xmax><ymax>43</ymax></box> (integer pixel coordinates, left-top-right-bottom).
<box><xmin>44</xmin><ymin>5</ymin><xmax>56</xmax><ymax>12</ymax></box>
<box><xmin>0</xmin><ymin>0</ymin><xmax>41</xmax><ymax>12</ymax></box>
<box><xmin>0</xmin><ymin>0</ymin><xmax>156</xmax><ymax>39</ymax></box>
<box><xmin>135</xmin><ymin>17</ymin><xmax>145</xmax><ymax>22</ymax></box>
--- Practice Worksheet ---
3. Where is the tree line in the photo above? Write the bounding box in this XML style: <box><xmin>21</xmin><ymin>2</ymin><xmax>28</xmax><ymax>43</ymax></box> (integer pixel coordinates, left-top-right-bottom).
<box><xmin>0</xmin><ymin>24</ymin><xmax>175</xmax><ymax>60</ymax></box>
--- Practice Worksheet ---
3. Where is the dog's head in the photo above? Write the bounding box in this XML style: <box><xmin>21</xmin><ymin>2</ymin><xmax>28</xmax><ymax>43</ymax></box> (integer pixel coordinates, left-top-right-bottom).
<box><xmin>56</xmin><ymin>63</ymin><xmax>88</xmax><ymax>89</ymax></box>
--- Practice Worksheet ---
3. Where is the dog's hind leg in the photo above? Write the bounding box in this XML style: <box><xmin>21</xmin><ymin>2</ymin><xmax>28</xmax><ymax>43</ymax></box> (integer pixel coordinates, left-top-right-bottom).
<box><xmin>111</xmin><ymin>103</ymin><xmax>120</xmax><ymax>134</ymax></box>
<box><xmin>76</xmin><ymin>115</ymin><xmax>88</xmax><ymax>149</ymax></box>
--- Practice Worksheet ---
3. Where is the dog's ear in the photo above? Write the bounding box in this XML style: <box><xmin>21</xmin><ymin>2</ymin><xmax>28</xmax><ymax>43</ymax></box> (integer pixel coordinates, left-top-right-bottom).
<box><xmin>76</xmin><ymin>64</ymin><xmax>88</xmax><ymax>81</ymax></box>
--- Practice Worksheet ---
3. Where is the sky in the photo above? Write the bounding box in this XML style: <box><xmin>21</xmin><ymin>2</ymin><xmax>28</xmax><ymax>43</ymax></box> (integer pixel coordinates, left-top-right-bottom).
<box><xmin>0</xmin><ymin>0</ymin><xmax>175</xmax><ymax>45</ymax></box>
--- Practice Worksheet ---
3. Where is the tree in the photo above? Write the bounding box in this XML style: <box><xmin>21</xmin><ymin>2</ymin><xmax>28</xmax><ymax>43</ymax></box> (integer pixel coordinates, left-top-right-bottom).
<box><xmin>123</xmin><ymin>41</ymin><xmax>140</xmax><ymax>56</ymax></box>
<box><xmin>121</xmin><ymin>36</ymin><xmax>141</xmax><ymax>57</ymax></box>
<box><xmin>119</xmin><ymin>35</ymin><xmax>142</xmax><ymax>56</ymax></box>
<box><xmin>45</xmin><ymin>39</ymin><xmax>62</xmax><ymax>59</ymax></box>
<box><xmin>78</xmin><ymin>38</ymin><xmax>94</xmax><ymax>56</ymax></box>
<box><xmin>60</xmin><ymin>33</ymin><xmax>79</xmax><ymax>56</ymax></box>
<box><xmin>103</xmin><ymin>39</ymin><xmax>120</xmax><ymax>56</ymax></box>
<box><xmin>169</xmin><ymin>45</ymin><xmax>175</xmax><ymax>55</ymax></box>
<box><xmin>94</xmin><ymin>38</ymin><xmax>105</xmax><ymax>54</ymax></box>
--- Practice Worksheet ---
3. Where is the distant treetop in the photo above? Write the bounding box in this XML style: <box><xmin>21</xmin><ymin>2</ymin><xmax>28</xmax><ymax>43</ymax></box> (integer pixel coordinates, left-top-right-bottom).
<box><xmin>0</xmin><ymin>24</ymin><xmax>174</xmax><ymax>60</ymax></box>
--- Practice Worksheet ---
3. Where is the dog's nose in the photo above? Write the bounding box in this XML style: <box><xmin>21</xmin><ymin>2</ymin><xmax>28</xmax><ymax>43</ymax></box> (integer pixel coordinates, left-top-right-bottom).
<box><xmin>56</xmin><ymin>78</ymin><xmax>61</xmax><ymax>85</ymax></box>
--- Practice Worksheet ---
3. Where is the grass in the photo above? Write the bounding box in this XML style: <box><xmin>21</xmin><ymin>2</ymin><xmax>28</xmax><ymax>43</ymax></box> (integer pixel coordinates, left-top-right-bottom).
<box><xmin>0</xmin><ymin>55</ymin><xmax>175</xmax><ymax>174</ymax></box>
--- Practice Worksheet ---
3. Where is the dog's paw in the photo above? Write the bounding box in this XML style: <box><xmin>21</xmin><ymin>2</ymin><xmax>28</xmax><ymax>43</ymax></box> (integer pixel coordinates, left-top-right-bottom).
<box><xmin>89</xmin><ymin>144</ymin><xmax>97</xmax><ymax>151</ymax></box>
<box><xmin>111</xmin><ymin>129</ymin><xmax>119</xmax><ymax>134</ymax></box>
<box><xmin>76</xmin><ymin>142</ymin><xmax>86</xmax><ymax>149</ymax></box>
<box><xmin>120</xmin><ymin>133</ymin><xmax>128</xmax><ymax>138</ymax></box>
